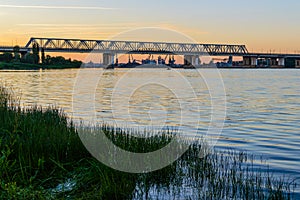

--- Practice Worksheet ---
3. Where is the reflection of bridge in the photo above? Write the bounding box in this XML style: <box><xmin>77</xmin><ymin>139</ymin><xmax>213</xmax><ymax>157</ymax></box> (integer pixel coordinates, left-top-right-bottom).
<box><xmin>0</xmin><ymin>37</ymin><xmax>300</xmax><ymax>67</ymax></box>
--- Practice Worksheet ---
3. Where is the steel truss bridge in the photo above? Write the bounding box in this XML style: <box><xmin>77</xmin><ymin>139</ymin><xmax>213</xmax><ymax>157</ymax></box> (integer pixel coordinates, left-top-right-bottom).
<box><xmin>0</xmin><ymin>37</ymin><xmax>249</xmax><ymax>56</ymax></box>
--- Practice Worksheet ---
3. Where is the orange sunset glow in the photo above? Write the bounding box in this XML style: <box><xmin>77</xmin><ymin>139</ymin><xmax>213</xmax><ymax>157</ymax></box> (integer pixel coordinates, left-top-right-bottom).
<box><xmin>1</xmin><ymin>0</ymin><xmax>300</xmax><ymax>62</ymax></box>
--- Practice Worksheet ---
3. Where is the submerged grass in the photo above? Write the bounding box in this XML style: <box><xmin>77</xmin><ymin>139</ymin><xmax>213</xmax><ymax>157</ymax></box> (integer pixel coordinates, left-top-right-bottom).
<box><xmin>0</xmin><ymin>85</ymin><xmax>297</xmax><ymax>199</ymax></box>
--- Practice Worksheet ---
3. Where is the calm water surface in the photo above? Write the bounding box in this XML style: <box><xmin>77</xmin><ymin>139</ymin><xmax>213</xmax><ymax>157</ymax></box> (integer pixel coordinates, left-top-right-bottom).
<box><xmin>1</xmin><ymin>68</ymin><xmax>299</xmax><ymax>191</ymax></box>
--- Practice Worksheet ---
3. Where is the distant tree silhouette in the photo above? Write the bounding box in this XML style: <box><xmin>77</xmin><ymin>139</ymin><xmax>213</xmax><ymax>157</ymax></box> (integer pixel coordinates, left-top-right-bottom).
<box><xmin>13</xmin><ymin>45</ymin><xmax>21</xmax><ymax>61</ymax></box>
<box><xmin>23</xmin><ymin>53</ymin><xmax>35</xmax><ymax>64</ymax></box>
<box><xmin>43</xmin><ymin>55</ymin><xmax>82</xmax><ymax>68</ymax></box>
<box><xmin>41</xmin><ymin>48</ymin><xmax>45</xmax><ymax>64</ymax></box>
<box><xmin>32</xmin><ymin>43</ymin><xmax>40</xmax><ymax>64</ymax></box>
<box><xmin>0</xmin><ymin>53</ymin><xmax>13</xmax><ymax>62</ymax></box>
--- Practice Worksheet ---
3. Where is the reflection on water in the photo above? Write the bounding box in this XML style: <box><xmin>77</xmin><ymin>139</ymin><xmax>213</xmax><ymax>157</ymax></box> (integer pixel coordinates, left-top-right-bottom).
<box><xmin>0</xmin><ymin>68</ymin><xmax>299</xmax><ymax>187</ymax></box>
<box><xmin>92</xmin><ymin>69</ymin><xmax>215</xmax><ymax>135</ymax></box>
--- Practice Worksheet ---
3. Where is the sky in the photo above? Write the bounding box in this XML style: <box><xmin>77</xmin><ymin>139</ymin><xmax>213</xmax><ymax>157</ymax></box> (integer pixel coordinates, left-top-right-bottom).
<box><xmin>1</xmin><ymin>0</ymin><xmax>300</xmax><ymax>55</ymax></box>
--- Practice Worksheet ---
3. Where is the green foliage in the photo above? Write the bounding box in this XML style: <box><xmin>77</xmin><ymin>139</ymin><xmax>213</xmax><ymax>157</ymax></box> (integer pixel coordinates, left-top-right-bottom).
<box><xmin>22</xmin><ymin>53</ymin><xmax>36</xmax><ymax>64</ymax></box>
<box><xmin>0</xmin><ymin>62</ymin><xmax>40</xmax><ymax>70</ymax></box>
<box><xmin>0</xmin><ymin>53</ymin><xmax>13</xmax><ymax>63</ymax></box>
<box><xmin>0</xmin><ymin>54</ymin><xmax>82</xmax><ymax>70</ymax></box>
<box><xmin>13</xmin><ymin>46</ymin><xmax>21</xmax><ymax>62</ymax></box>
<box><xmin>0</xmin><ymin>181</ymin><xmax>50</xmax><ymax>200</ymax></box>
<box><xmin>44</xmin><ymin>55</ymin><xmax>82</xmax><ymax>68</ymax></box>
<box><xmin>32</xmin><ymin>43</ymin><xmax>40</xmax><ymax>64</ymax></box>
<box><xmin>0</xmin><ymin>107</ymin><xmax>89</xmax><ymax>187</ymax></box>
<box><xmin>0</xmin><ymin>43</ymin><xmax>81</xmax><ymax>69</ymax></box>
<box><xmin>41</xmin><ymin>48</ymin><xmax>45</xmax><ymax>64</ymax></box>
<box><xmin>0</xmin><ymin>85</ymin><xmax>136</xmax><ymax>199</ymax></box>
<box><xmin>13</xmin><ymin>46</ymin><xmax>20</xmax><ymax>53</ymax></box>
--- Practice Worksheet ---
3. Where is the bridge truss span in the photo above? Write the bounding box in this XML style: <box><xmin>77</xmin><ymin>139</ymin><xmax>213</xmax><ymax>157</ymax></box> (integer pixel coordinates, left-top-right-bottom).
<box><xmin>25</xmin><ymin>37</ymin><xmax>249</xmax><ymax>56</ymax></box>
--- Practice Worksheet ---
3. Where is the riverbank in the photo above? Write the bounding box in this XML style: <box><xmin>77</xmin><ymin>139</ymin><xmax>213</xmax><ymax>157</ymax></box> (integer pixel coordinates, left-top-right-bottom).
<box><xmin>0</xmin><ymin>62</ymin><xmax>81</xmax><ymax>70</ymax></box>
<box><xmin>0</xmin><ymin>85</ymin><xmax>297</xmax><ymax>199</ymax></box>
<box><xmin>1</xmin><ymin>62</ymin><xmax>300</xmax><ymax>71</ymax></box>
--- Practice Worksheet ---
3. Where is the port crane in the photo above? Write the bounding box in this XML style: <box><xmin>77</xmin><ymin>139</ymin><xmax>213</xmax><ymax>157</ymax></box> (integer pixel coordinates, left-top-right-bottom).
<box><xmin>127</xmin><ymin>54</ymin><xmax>176</xmax><ymax>65</ymax></box>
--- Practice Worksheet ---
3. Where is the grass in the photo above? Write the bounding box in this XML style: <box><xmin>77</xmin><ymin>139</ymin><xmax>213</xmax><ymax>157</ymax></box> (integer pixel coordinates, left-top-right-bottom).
<box><xmin>0</xmin><ymin>84</ymin><xmax>297</xmax><ymax>199</ymax></box>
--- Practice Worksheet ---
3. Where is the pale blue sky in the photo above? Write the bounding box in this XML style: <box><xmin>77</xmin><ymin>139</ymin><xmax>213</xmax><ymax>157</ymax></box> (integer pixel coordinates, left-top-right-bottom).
<box><xmin>0</xmin><ymin>0</ymin><xmax>299</xmax><ymax>53</ymax></box>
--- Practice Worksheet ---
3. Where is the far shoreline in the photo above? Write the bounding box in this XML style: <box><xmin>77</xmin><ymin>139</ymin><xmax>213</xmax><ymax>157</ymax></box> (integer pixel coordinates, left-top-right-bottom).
<box><xmin>0</xmin><ymin>62</ymin><xmax>299</xmax><ymax>71</ymax></box>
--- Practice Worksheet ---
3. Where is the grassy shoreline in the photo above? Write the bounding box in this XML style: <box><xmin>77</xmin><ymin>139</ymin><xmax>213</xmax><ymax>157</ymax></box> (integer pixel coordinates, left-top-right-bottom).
<box><xmin>0</xmin><ymin>85</ymin><xmax>297</xmax><ymax>199</ymax></box>
<box><xmin>0</xmin><ymin>62</ymin><xmax>81</xmax><ymax>70</ymax></box>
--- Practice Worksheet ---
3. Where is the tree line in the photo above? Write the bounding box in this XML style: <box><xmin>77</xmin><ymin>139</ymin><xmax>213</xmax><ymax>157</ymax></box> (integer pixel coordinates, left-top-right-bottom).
<box><xmin>0</xmin><ymin>43</ymin><xmax>82</xmax><ymax>68</ymax></box>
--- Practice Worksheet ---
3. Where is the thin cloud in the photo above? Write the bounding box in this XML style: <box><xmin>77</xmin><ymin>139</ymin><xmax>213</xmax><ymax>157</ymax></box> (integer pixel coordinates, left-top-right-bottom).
<box><xmin>0</xmin><ymin>4</ymin><xmax>116</xmax><ymax>10</ymax></box>
<box><xmin>17</xmin><ymin>23</ymin><xmax>137</xmax><ymax>27</ymax></box>
<box><xmin>14</xmin><ymin>24</ymin><xmax>138</xmax><ymax>32</ymax></box>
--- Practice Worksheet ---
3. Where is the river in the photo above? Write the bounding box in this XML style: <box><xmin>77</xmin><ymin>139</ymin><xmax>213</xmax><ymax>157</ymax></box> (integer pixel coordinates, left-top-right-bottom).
<box><xmin>0</xmin><ymin>68</ymin><xmax>299</xmax><ymax>194</ymax></box>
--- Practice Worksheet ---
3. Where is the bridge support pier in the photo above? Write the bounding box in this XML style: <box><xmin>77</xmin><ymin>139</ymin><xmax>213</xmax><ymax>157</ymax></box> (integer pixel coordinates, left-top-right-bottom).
<box><xmin>193</xmin><ymin>56</ymin><xmax>200</xmax><ymax>66</ymax></box>
<box><xmin>251</xmin><ymin>57</ymin><xmax>258</xmax><ymax>66</ymax></box>
<box><xmin>184</xmin><ymin>55</ymin><xmax>200</xmax><ymax>66</ymax></box>
<box><xmin>296</xmin><ymin>60</ymin><xmax>300</xmax><ymax>68</ymax></box>
<box><xmin>243</xmin><ymin>57</ymin><xmax>258</xmax><ymax>66</ymax></box>
<box><xmin>270</xmin><ymin>58</ymin><xmax>277</xmax><ymax>66</ymax></box>
<box><xmin>243</xmin><ymin>57</ymin><xmax>250</xmax><ymax>66</ymax></box>
<box><xmin>278</xmin><ymin>58</ymin><xmax>285</xmax><ymax>66</ymax></box>
<box><xmin>103</xmin><ymin>53</ymin><xmax>115</xmax><ymax>66</ymax></box>
<box><xmin>243</xmin><ymin>56</ymin><xmax>258</xmax><ymax>67</ymax></box>
<box><xmin>184</xmin><ymin>55</ymin><xmax>192</xmax><ymax>66</ymax></box>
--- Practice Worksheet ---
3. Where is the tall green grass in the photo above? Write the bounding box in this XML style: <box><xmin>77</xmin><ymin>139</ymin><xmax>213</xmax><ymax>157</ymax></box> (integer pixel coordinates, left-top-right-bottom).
<box><xmin>0</xmin><ymin>85</ymin><xmax>297</xmax><ymax>199</ymax></box>
<box><xmin>0</xmin><ymin>85</ymin><xmax>137</xmax><ymax>199</ymax></box>
<box><xmin>0</xmin><ymin>87</ymin><xmax>88</xmax><ymax>179</ymax></box>
<box><xmin>96</xmin><ymin>126</ymin><xmax>297</xmax><ymax>199</ymax></box>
